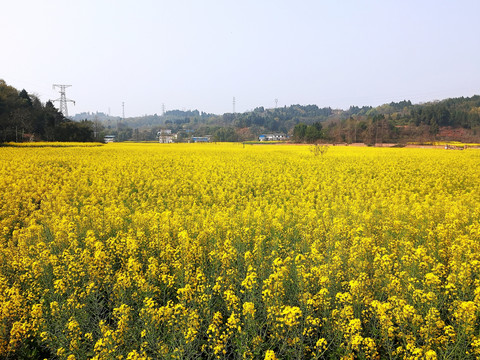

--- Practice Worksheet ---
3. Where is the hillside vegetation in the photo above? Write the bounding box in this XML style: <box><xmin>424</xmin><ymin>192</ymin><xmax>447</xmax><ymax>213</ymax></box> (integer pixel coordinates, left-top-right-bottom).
<box><xmin>74</xmin><ymin>97</ymin><xmax>480</xmax><ymax>144</ymax></box>
<box><xmin>3</xmin><ymin>79</ymin><xmax>480</xmax><ymax>143</ymax></box>
<box><xmin>0</xmin><ymin>80</ymin><xmax>95</xmax><ymax>142</ymax></box>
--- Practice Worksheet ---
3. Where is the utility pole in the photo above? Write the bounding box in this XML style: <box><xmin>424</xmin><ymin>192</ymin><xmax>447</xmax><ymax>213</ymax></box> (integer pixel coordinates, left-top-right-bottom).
<box><xmin>52</xmin><ymin>84</ymin><xmax>75</xmax><ymax>117</ymax></box>
<box><xmin>93</xmin><ymin>114</ymin><xmax>98</xmax><ymax>139</ymax></box>
<box><xmin>354</xmin><ymin>117</ymin><xmax>358</xmax><ymax>143</ymax></box>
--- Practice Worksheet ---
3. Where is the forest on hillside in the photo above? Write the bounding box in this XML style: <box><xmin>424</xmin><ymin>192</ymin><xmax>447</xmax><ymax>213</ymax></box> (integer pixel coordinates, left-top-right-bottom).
<box><xmin>0</xmin><ymin>80</ymin><xmax>96</xmax><ymax>142</ymax></box>
<box><xmin>225</xmin><ymin>98</ymin><xmax>480</xmax><ymax>143</ymax></box>
<box><xmin>3</xmin><ymin>79</ymin><xmax>480</xmax><ymax>144</ymax></box>
<box><xmin>75</xmin><ymin>98</ymin><xmax>480</xmax><ymax>143</ymax></box>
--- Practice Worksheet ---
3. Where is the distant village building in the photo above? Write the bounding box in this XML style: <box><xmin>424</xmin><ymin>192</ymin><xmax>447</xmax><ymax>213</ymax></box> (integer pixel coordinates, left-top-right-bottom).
<box><xmin>191</xmin><ymin>136</ymin><xmax>210</xmax><ymax>143</ymax></box>
<box><xmin>157</xmin><ymin>129</ymin><xmax>174</xmax><ymax>143</ymax></box>
<box><xmin>104</xmin><ymin>135</ymin><xmax>115</xmax><ymax>143</ymax></box>
<box><xmin>23</xmin><ymin>133</ymin><xmax>35</xmax><ymax>142</ymax></box>
<box><xmin>258</xmin><ymin>133</ymin><xmax>287</xmax><ymax>141</ymax></box>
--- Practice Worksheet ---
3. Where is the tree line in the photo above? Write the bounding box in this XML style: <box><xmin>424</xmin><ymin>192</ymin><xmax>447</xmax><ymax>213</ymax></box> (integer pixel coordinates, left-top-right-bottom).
<box><xmin>4</xmin><ymin>78</ymin><xmax>480</xmax><ymax>144</ymax></box>
<box><xmin>154</xmin><ymin>99</ymin><xmax>480</xmax><ymax>144</ymax></box>
<box><xmin>70</xmin><ymin>95</ymin><xmax>480</xmax><ymax>144</ymax></box>
<box><xmin>234</xmin><ymin>97</ymin><xmax>480</xmax><ymax>144</ymax></box>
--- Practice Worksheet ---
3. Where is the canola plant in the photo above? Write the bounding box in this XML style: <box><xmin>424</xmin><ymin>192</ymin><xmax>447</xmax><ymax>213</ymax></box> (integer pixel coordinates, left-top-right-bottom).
<box><xmin>1</xmin><ymin>143</ymin><xmax>480</xmax><ymax>359</ymax></box>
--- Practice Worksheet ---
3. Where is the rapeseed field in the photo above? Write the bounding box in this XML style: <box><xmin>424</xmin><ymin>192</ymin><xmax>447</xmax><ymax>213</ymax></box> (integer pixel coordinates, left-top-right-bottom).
<box><xmin>1</xmin><ymin>143</ymin><xmax>479</xmax><ymax>359</ymax></box>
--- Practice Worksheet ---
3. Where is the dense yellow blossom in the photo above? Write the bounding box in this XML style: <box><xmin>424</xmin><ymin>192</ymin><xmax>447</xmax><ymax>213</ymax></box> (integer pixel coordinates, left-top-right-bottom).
<box><xmin>1</xmin><ymin>143</ymin><xmax>480</xmax><ymax>359</ymax></box>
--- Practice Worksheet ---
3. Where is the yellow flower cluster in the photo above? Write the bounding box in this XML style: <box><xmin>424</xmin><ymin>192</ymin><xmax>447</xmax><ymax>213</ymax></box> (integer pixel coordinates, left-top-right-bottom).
<box><xmin>1</xmin><ymin>143</ymin><xmax>480</xmax><ymax>359</ymax></box>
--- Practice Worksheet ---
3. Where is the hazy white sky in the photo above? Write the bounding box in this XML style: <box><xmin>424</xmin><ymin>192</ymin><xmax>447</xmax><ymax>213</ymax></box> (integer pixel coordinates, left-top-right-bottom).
<box><xmin>1</xmin><ymin>0</ymin><xmax>479</xmax><ymax>117</ymax></box>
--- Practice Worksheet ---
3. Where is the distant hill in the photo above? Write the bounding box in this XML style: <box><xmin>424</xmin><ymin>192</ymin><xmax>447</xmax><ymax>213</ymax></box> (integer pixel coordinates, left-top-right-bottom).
<box><xmin>3</xmin><ymin>78</ymin><xmax>479</xmax><ymax>144</ymax></box>
<box><xmin>73</xmin><ymin>96</ymin><xmax>480</xmax><ymax>143</ymax></box>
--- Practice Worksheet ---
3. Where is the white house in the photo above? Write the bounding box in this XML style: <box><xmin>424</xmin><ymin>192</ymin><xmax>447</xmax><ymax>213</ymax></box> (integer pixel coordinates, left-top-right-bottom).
<box><xmin>157</xmin><ymin>130</ymin><xmax>174</xmax><ymax>143</ymax></box>
<box><xmin>104</xmin><ymin>135</ymin><xmax>115</xmax><ymax>143</ymax></box>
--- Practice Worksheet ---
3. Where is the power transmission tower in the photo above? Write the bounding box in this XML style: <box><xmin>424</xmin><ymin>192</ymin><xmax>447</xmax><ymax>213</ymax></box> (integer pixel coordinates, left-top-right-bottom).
<box><xmin>118</xmin><ymin>102</ymin><xmax>124</xmax><ymax>132</ymax></box>
<box><xmin>233</xmin><ymin>97</ymin><xmax>236</xmax><ymax>114</ymax></box>
<box><xmin>52</xmin><ymin>84</ymin><xmax>75</xmax><ymax>117</ymax></box>
<box><xmin>275</xmin><ymin>98</ymin><xmax>278</xmax><ymax>108</ymax></box>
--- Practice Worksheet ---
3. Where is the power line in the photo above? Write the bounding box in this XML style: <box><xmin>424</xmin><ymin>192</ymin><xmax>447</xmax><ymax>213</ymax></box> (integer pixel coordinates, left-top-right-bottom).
<box><xmin>52</xmin><ymin>84</ymin><xmax>75</xmax><ymax>117</ymax></box>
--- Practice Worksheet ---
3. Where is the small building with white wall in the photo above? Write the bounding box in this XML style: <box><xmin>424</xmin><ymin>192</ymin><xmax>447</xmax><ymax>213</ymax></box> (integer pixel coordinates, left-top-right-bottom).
<box><xmin>258</xmin><ymin>133</ymin><xmax>287</xmax><ymax>141</ymax></box>
<box><xmin>157</xmin><ymin>130</ymin><xmax>174</xmax><ymax>143</ymax></box>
